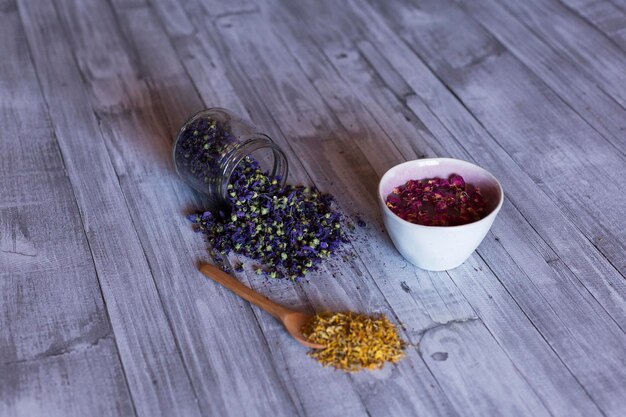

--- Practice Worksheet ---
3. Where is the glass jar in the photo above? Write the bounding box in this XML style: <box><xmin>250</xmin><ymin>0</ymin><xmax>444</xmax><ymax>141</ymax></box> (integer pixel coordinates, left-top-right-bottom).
<box><xmin>172</xmin><ymin>108</ymin><xmax>288</xmax><ymax>210</ymax></box>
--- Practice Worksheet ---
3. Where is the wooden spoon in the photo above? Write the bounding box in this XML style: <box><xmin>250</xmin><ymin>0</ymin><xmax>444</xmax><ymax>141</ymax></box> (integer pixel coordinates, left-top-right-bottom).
<box><xmin>199</xmin><ymin>263</ymin><xmax>325</xmax><ymax>349</ymax></box>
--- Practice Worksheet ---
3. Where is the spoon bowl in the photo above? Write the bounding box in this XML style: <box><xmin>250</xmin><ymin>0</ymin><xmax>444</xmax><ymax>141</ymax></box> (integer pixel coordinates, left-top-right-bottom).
<box><xmin>199</xmin><ymin>263</ymin><xmax>324</xmax><ymax>350</ymax></box>
<box><xmin>282</xmin><ymin>311</ymin><xmax>324</xmax><ymax>349</ymax></box>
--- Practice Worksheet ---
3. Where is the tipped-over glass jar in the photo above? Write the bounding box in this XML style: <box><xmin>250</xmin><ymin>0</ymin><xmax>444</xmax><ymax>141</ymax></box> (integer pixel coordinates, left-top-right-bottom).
<box><xmin>172</xmin><ymin>108</ymin><xmax>288</xmax><ymax>210</ymax></box>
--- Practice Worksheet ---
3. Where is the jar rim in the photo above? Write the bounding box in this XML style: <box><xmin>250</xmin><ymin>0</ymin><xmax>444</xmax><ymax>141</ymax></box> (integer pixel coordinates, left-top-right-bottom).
<box><xmin>219</xmin><ymin>135</ymin><xmax>289</xmax><ymax>204</ymax></box>
<box><xmin>172</xmin><ymin>107</ymin><xmax>289</xmax><ymax>209</ymax></box>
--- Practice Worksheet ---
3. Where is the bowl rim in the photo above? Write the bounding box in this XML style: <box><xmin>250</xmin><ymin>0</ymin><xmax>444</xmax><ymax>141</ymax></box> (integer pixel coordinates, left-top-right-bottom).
<box><xmin>378</xmin><ymin>157</ymin><xmax>504</xmax><ymax>230</ymax></box>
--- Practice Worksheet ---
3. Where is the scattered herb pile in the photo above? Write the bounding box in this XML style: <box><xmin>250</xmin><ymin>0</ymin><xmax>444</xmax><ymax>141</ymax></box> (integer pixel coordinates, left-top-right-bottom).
<box><xmin>385</xmin><ymin>174</ymin><xmax>487</xmax><ymax>226</ymax></box>
<box><xmin>302</xmin><ymin>312</ymin><xmax>405</xmax><ymax>372</ymax></box>
<box><xmin>186</xmin><ymin>117</ymin><xmax>347</xmax><ymax>280</ymax></box>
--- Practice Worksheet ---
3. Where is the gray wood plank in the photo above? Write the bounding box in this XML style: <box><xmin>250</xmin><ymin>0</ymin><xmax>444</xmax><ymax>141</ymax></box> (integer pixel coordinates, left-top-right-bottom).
<box><xmin>365</xmin><ymin>0</ymin><xmax>626</xmax><ymax>306</ymax></box>
<box><xmin>1</xmin><ymin>174</ymin><xmax>111</xmax><ymax>363</ymax></box>
<box><xmin>313</xmin><ymin>37</ymin><xmax>606</xmax><ymax>417</ymax></box>
<box><xmin>0</xmin><ymin>174</ymin><xmax>135</xmax><ymax>417</ymax></box>
<box><xmin>557</xmin><ymin>0</ymin><xmax>626</xmax><ymax>50</ymax></box>
<box><xmin>15</xmin><ymin>0</ymin><xmax>204</xmax><ymax>416</ymax></box>
<box><xmin>455</xmin><ymin>0</ymin><xmax>626</xmax><ymax>158</ymax></box>
<box><xmin>174</xmin><ymin>4</ymin><xmax>562</xmax><ymax>415</ymax></box>
<box><xmin>612</xmin><ymin>0</ymin><xmax>626</xmax><ymax>13</ymax></box>
<box><xmin>496</xmin><ymin>0</ymin><xmax>626</xmax><ymax>109</ymax></box>
<box><xmin>5</xmin><ymin>0</ymin><xmax>626</xmax><ymax>415</ymax></box>
<box><xmin>255</xmin><ymin>2</ymin><xmax>611</xmax><ymax>416</ymax></box>
<box><xmin>337</xmin><ymin>1</ymin><xmax>626</xmax><ymax>414</ymax></box>
<box><xmin>53</xmin><ymin>0</ymin><xmax>366</xmax><ymax>415</ymax></box>
<box><xmin>200</xmin><ymin>0</ymin><xmax>257</xmax><ymax>18</ymax></box>
<box><xmin>148</xmin><ymin>2</ymin><xmax>461</xmax><ymax>416</ymax></box>
<box><xmin>1</xmin><ymin>338</ymin><xmax>132</xmax><ymax>417</ymax></box>
<box><xmin>0</xmin><ymin>5</ymin><xmax>134</xmax><ymax>416</ymax></box>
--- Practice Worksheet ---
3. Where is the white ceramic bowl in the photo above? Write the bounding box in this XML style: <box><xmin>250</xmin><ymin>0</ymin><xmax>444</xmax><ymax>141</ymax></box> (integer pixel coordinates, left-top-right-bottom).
<box><xmin>378</xmin><ymin>158</ymin><xmax>504</xmax><ymax>271</ymax></box>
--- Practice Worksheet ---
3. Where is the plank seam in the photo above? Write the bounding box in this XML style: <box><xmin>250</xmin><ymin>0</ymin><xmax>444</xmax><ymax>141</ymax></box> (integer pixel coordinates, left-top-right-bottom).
<box><xmin>115</xmin><ymin>1</ymin><xmax>305</xmax><ymax>414</ymax></box>
<box><xmin>242</xmin><ymin>26</ymin><xmax>470</xmax><ymax>417</ymax></box>
<box><xmin>494</xmin><ymin>0</ymin><xmax>626</xmax><ymax>112</ymax></box>
<box><xmin>472</xmin><ymin>251</ymin><xmax>607</xmax><ymax>417</ymax></box>
<box><xmin>389</xmin><ymin>32</ymin><xmax>626</xmax><ymax>316</ymax></box>
<box><xmin>554</xmin><ymin>0</ymin><xmax>626</xmax><ymax>53</ymax></box>
<box><xmin>346</xmin><ymin>39</ymin><xmax>626</xmax><ymax>413</ymax></box>
<box><xmin>14</xmin><ymin>3</ymin><xmax>139</xmax><ymax>415</ymax></box>
<box><xmin>453</xmin><ymin>0</ymin><xmax>626</xmax><ymax>159</ymax></box>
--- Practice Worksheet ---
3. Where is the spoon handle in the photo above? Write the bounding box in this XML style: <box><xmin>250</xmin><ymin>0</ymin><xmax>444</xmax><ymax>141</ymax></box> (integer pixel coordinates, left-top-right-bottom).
<box><xmin>199</xmin><ymin>264</ymin><xmax>292</xmax><ymax>319</ymax></box>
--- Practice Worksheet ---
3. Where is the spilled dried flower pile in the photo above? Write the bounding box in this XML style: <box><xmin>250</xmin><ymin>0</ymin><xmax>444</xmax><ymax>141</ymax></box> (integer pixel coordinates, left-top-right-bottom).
<box><xmin>185</xmin><ymin>118</ymin><xmax>347</xmax><ymax>280</ymax></box>
<box><xmin>302</xmin><ymin>312</ymin><xmax>405</xmax><ymax>372</ymax></box>
<box><xmin>386</xmin><ymin>174</ymin><xmax>487</xmax><ymax>226</ymax></box>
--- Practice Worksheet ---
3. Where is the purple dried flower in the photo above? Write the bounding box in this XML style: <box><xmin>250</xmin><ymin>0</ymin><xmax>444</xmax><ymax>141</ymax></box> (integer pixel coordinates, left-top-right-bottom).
<box><xmin>187</xmin><ymin>138</ymin><xmax>347</xmax><ymax>280</ymax></box>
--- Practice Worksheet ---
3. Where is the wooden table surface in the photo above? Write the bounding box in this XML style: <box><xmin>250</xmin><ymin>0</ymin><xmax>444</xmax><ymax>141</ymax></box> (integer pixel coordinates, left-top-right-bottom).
<box><xmin>2</xmin><ymin>0</ymin><xmax>626</xmax><ymax>415</ymax></box>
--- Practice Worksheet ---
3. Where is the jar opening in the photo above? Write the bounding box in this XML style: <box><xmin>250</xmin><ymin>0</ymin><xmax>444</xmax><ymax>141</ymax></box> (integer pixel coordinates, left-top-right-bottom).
<box><xmin>172</xmin><ymin>108</ymin><xmax>288</xmax><ymax>211</ymax></box>
<box><xmin>219</xmin><ymin>136</ymin><xmax>289</xmax><ymax>207</ymax></box>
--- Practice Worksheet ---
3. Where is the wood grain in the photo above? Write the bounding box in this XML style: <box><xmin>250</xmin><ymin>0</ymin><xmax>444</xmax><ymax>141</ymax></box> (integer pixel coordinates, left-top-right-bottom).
<box><xmin>0</xmin><ymin>5</ymin><xmax>134</xmax><ymax>416</ymax></box>
<box><xmin>15</xmin><ymin>0</ymin><xmax>203</xmax><ymax>416</ymax></box>
<box><xmin>557</xmin><ymin>0</ymin><xmax>626</xmax><ymax>50</ymax></box>
<box><xmin>179</xmin><ymin>6</ymin><xmax>567</xmax><ymax>416</ymax></box>
<box><xmin>455</xmin><ymin>0</ymin><xmax>626</xmax><ymax>157</ymax></box>
<box><xmin>352</xmin><ymin>1</ymin><xmax>626</xmax><ymax>414</ymax></box>
<box><xmin>253</xmin><ymin>1</ymin><xmax>615</xmax><ymax>416</ymax></box>
<box><xmin>291</xmin><ymin>26</ymin><xmax>605</xmax><ymax>417</ymax></box>
<box><xmin>3</xmin><ymin>0</ymin><xmax>626</xmax><ymax>415</ymax></box>
<box><xmin>166</xmin><ymin>4</ymin><xmax>466</xmax><ymax>416</ymax></box>
<box><xmin>368</xmin><ymin>0</ymin><xmax>625</xmax><ymax>282</ymax></box>
<box><xmin>49</xmin><ymin>0</ymin><xmax>305</xmax><ymax>415</ymax></box>
<box><xmin>497</xmin><ymin>0</ymin><xmax>626</xmax><ymax>109</ymax></box>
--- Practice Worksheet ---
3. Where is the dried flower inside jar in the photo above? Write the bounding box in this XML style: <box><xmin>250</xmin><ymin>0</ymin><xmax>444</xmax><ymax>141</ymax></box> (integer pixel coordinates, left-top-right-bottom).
<box><xmin>181</xmin><ymin>111</ymin><xmax>347</xmax><ymax>280</ymax></box>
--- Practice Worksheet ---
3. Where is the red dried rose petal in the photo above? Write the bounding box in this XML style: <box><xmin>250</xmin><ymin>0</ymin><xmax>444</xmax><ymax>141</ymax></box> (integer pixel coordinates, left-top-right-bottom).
<box><xmin>385</xmin><ymin>174</ymin><xmax>487</xmax><ymax>226</ymax></box>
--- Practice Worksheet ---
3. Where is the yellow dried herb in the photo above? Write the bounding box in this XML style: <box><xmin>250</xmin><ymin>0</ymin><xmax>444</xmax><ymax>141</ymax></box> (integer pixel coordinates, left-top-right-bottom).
<box><xmin>302</xmin><ymin>311</ymin><xmax>405</xmax><ymax>372</ymax></box>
